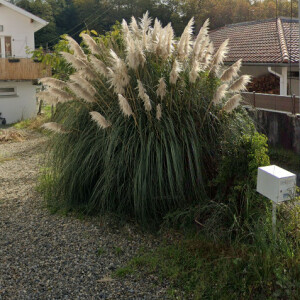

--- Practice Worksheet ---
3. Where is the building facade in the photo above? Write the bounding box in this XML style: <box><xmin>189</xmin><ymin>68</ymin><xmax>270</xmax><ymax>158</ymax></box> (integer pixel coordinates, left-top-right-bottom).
<box><xmin>210</xmin><ymin>17</ymin><xmax>299</xmax><ymax>97</ymax></box>
<box><xmin>0</xmin><ymin>0</ymin><xmax>49</xmax><ymax>125</ymax></box>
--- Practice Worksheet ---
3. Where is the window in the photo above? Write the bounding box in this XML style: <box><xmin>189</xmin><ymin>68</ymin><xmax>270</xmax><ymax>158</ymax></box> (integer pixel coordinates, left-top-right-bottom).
<box><xmin>288</xmin><ymin>71</ymin><xmax>299</xmax><ymax>79</ymax></box>
<box><xmin>5</xmin><ymin>36</ymin><xmax>11</xmax><ymax>57</ymax></box>
<box><xmin>0</xmin><ymin>36</ymin><xmax>12</xmax><ymax>58</ymax></box>
<box><xmin>0</xmin><ymin>26</ymin><xmax>3</xmax><ymax>32</ymax></box>
<box><xmin>0</xmin><ymin>87</ymin><xmax>17</xmax><ymax>96</ymax></box>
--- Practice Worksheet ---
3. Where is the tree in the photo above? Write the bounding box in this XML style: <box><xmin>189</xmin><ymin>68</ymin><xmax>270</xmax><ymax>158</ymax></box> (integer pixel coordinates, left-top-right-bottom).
<box><xmin>17</xmin><ymin>0</ymin><xmax>57</xmax><ymax>46</ymax></box>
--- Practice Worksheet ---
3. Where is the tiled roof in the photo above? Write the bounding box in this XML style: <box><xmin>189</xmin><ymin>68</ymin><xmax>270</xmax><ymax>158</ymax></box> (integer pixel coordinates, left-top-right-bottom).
<box><xmin>209</xmin><ymin>17</ymin><xmax>299</xmax><ymax>64</ymax></box>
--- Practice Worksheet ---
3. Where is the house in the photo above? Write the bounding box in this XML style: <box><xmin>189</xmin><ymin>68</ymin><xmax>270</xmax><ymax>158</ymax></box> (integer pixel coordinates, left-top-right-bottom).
<box><xmin>0</xmin><ymin>0</ymin><xmax>50</xmax><ymax>125</ymax></box>
<box><xmin>210</xmin><ymin>17</ymin><xmax>299</xmax><ymax>96</ymax></box>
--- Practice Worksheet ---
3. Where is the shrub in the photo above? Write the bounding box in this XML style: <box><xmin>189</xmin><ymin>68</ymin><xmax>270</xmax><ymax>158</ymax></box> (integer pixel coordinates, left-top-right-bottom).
<box><xmin>196</xmin><ymin>130</ymin><xmax>270</xmax><ymax>241</ymax></box>
<box><xmin>39</xmin><ymin>13</ymin><xmax>254</xmax><ymax>226</ymax></box>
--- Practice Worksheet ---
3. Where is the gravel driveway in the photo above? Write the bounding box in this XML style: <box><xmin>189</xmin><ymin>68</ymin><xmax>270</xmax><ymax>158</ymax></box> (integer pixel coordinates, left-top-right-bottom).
<box><xmin>0</xmin><ymin>132</ymin><xmax>169</xmax><ymax>299</ymax></box>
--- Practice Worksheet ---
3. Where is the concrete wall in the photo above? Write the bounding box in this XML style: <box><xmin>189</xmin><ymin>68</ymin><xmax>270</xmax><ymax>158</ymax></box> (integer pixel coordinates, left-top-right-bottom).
<box><xmin>248</xmin><ymin>108</ymin><xmax>300</xmax><ymax>154</ymax></box>
<box><xmin>0</xmin><ymin>5</ymin><xmax>36</xmax><ymax>57</ymax></box>
<box><xmin>0</xmin><ymin>81</ymin><xmax>37</xmax><ymax>124</ymax></box>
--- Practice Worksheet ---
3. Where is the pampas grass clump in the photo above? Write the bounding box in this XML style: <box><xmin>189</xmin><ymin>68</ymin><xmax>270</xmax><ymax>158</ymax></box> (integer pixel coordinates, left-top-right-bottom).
<box><xmin>39</xmin><ymin>13</ymin><xmax>253</xmax><ymax>226</ymax></box>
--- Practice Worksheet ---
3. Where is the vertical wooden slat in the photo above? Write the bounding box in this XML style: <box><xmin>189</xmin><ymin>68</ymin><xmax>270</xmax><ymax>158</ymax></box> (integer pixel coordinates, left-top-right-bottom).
<box><xmin>0</xmin><ymin>58</ymin><xmax>51</xmax><ymax>80</ymax></box>
<box><xmin>241</xmin><ymin>92</ymin><xmax>300</xmax><ymax>114</ymax></box>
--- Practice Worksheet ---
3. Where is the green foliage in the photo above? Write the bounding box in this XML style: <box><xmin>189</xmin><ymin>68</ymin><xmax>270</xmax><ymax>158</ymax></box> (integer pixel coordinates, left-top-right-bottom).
<box><xmin>123</xmin><ymin>214</ymin><xmax>300</xmax><ymax>299</ymax></box>
<box><xmin>195</xmin><ymin>130</ymin><xmax>271</xmax><ymax>241</ymax></box>
<box><xmin>39</xmin><ymin>17</ymin><xmax>263</xmax><ymax>228</ymax></box>
<box><xmin>114</xmin><ymin>266</ymin><xmax>134</xmax><ymax>278</ymax></box>
<box><xmin>31</xmin><ymin>39</ymin><xmax>74</xmax><ymax>80</ymax></box>
<box><xmin>269</xmin><ymin>146</ymin><xmax>300</xmax><ymax>173</ymax></box>
<box><xmin>97</xmin><ymin>247</ymin><xmax>105</xmax><ymax>256</ymax></box>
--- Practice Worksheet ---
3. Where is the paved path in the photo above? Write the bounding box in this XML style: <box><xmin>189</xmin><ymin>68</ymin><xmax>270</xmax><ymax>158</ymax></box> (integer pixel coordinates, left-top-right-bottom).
<box><xmin>0</xmin><ymin>132</ymin><xmax>168</xmax><ymax>299</ymax></box>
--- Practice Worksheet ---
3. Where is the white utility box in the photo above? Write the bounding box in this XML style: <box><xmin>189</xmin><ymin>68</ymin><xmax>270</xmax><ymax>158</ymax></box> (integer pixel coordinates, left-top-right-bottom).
<box><xmin>257</xmin><ymin>165</ymin><xmax>296</xmax><ymax>203</ymax></box>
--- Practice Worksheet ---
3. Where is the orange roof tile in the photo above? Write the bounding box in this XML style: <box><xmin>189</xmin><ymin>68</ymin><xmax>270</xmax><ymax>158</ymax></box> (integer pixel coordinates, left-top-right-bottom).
<box><xmin>209</xmin><ymin>17</ymin><xmax>299</xmax><ymax>64</ymax></box>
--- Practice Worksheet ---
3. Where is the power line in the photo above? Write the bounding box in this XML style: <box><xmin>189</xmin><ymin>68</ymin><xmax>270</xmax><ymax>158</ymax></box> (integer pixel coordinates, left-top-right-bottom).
<box><xmin>67</xmin><ymin>5</ymin><xmax>114</xmax><ymax>40</ymax></box>
<box><xmin>47</xmin><ymin>4</ymin><xmax>114</xmax><ymax>47</ymax></box>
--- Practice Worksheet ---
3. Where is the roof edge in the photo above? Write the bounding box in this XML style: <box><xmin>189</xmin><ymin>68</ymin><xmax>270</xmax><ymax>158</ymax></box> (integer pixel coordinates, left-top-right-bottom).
<box><xmin>0</xmin><ymin>0</ymin><xmax>48</xmax><ymax>29</ymax></box>
<box><xmin>277</xmin><ymin>18</ymin><xmax>289</xmax><ymax>63</ymax></box>
<box><xmin>210</xmin><ymin>16</ymin><xmax>299</xmax><ymax>34</ymax></box>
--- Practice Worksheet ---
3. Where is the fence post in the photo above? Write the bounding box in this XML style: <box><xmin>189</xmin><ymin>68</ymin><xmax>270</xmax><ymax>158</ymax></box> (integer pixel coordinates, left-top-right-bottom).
<box><xmin>253</xmin><ymin>91</ymin><xmax>256</xmax><ymax>108</ymax></box>
<box><xmin>292</xmin><ymin>94</ymin><xmax>296</xmax><ymax>115</ymax></box>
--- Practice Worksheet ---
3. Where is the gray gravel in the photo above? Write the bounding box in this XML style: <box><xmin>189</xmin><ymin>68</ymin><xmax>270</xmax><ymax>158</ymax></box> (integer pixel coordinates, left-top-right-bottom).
<box><xmin>0</xmin><ymin>131</ymin><xmax>170</xmax><ymax>299</ymax></box>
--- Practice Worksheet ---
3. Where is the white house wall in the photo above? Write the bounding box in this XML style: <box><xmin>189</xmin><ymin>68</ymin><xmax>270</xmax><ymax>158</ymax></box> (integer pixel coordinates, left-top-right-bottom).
<box><xmin>0</xmin><ymin>5</ymin><xmax>35</xmax><ymax>57</ymax></box>
<box><xmin>240</xmin><ymin>65</ymin><xmax>269</xmax><ymax>78</ymax></box>
<box><xmin>0</xmin><ymin>81</ymin><xmax>37</xmax><ymax>124</ymax></box>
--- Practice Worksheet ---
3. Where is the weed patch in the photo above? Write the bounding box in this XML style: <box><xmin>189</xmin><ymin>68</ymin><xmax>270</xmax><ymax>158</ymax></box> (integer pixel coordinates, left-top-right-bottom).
<box><xmin>124</xmin><ymin>230</ymin><xmax>300</xmax><ymax>299</ymax></box>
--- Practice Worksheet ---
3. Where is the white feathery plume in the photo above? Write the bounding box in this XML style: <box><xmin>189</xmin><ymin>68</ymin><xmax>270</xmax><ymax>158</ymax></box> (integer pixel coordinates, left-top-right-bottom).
<box><xmin>37</xmin><ymin>87</ymin><xmax>73</xmax><ymax>104</ymax></box>
<box><xmin>151</xmin><ymin>18</ymin><xmax>162</xmax><ymax>51</ymax></box>
<box><xmin>69</xmin><ymin>73</ymin><xmax>97</xmax><ymax>96</ymax></box>
<box><xmin>229</xmin><ymin>75</ymin><xmax>251</xmax><ymax>92</ymax></box>
<box><xmin>78</xmin><ymin>67</ymin><xmax>98</xmax><ymax>81</ymax></box>
<box><xmin>189</xmin><ymin>59</ymin><xmax>200</xmax><ymax>83</ymax></box>
<box><xmin>37</xmin><ymin>90</ymin><xmax>59</xmax><ymax>104</ymax></box>
<box><xmin>65</xmin><ymin>35</ymin><xmax>86</xmax><ymax>60</ymax></box>
<box><xmin>67</xmin><ymin>82</ymin><xmax>96</xmax><ymax>103</ymax></box>
<box><xmin>177</xmin><ymin>17</ymin><xmax>194</xmax><ymax>60</ymax></box>
<box><xmin>89</xmin><ymin>55</ymin><xmax>109</xmax><ymax>77</ymax></box>
<box><xmin>39</xmin><ymin>77</ymin><xmax>68</xmax><ymax>89</ymax></box>
<box><xmin>142</xmin><ymin>31</ymin><xmax>152</xmax><ymax>51</ymax></box>
<box><xmin>140</xmin><ymin>11</ymin><xmax>152</xmax><ymax>50</ymax></box>
<box><xmin>130</xmin><ymin>16</ymin><xmax>140</xmax><ymax>38</ymax></box>
<box><xmin>222</xmin><ymin>94</ymin><xmax>242</xmax><ymax>113</ymax></box>
<box><xmin>212</xmin><ymin>84</ymin><xmax>228</xmax><ymax>105</ymax></box>
<box><xmin>48</xmin><ymin>87</ymin><xmax>74</xmax><ymax>103</ymax></box>
<box><xmin>42</xmin><ymin>122</ymin><xmax>68</xmax><ymax>133</ymax></box>
<box><xmin>139</xmin><ymin>11</ymin><xmax>152</xmax><ymax>33</ymax></box>
<box><xmin>90</xmin><ymin>111</ymin><xmax>111</xmax><ymax>129</ymax></box>
<box><xmin>198</xmin><ymin>36</ymin><xmax>211</xmax><ymax>62</ymax></box>
<box><xmin>169</xmin><ymin>59</ymin><xmax>181</xmax><ymax>85</ymax></box>
<box><xmin>81</xmin><ymin>33</ymin><xmax>102</xmax><ymax>56</ymax></box>
<box><xmin>121</xmin><ymin>19</ymin><xmax>130</xmax><ymax>39</ymax></box>
<box><xmin>210</xmin><ymin>39</ymin><xmax>229</xmax><ymax>74</ymax></box>
<box><xmin>156</xmin><ymin>77</ymin><xmax>167</xmax><ymax>100</ymax></box>
<box><xmin>137</xmin><ymin>80</ymin><xmax>152</xmax><ymax>111</ymax></box>
<box><xmin>60</xmin><ymin>52</ymin><xmax>87</xmax><ymax>70</ymax></box>
<box><xmin>156</xmin><ymin>104</ymin><xmax>162</xmax><ymax>120</ymax></box>
<box><xmin>220</xmin><ymin>59</ymin><xmax>242</xmax><ymax>82</ymax></box>
<box><xmin>165</xmin><ymin>23</ymin><xmax>175</xmax><ymax>58</ymax></box>
<box><xmin>154</xmin><ymin>24</ymin><xmax>167</xmax><ymax>58</ymax></box>
<box><xmin>152</xmin><ymin>21</ymin><xmax>174</xmax><ymax>59</ymax></box>
<box><xmin>203</xmin><ymin>41</ymin><xmax>214</xmax><ymax>70</ymax></box>
<box><xmin>118</xmin><ymin>94</ymin><xmax>133</xmax><ymax>117</ymax></box>
<box><xmin>107</xmin><ymin>50</ymin><xmax>130</xmax><ymax>94</ymax></box>
<box><xmin>125</xmin><ymin>32</ymin><xmax>145</xmax><ymax>70</ymax></box>
<box><xmin>193</xmin><ymin>19</ymin><xmax>210</xmax><ymax>58</ymax></box>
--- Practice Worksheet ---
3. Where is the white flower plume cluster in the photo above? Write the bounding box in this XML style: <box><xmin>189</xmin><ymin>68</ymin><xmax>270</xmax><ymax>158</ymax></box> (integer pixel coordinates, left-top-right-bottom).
<box><xmin>38</xmin><ymin>12</ymin><xmax>250</xmax><ymax>134</ymax></box>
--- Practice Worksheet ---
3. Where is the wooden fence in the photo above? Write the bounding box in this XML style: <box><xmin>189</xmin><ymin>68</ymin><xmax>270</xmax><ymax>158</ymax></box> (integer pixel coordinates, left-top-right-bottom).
<box><xmin>241</xmin><ymin>92</ymin><xmax>300</xmax><ymax>114</ymax></box>
<box><xmin>0</xmin><ymin>58</ymin><xmax>51</xmax><ymax>80</ymax></box>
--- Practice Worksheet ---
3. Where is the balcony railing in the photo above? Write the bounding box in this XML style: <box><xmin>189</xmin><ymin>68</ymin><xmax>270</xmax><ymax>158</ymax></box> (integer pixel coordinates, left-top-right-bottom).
<box><xmin>0</xmin><ymin>58</ymin><xmax>51</xmax><ymax>80</ymax></box>
<box><xmin>242</xmin><ymin>92</ymin><xmax>300</xmax><ymax>115</ymax></box>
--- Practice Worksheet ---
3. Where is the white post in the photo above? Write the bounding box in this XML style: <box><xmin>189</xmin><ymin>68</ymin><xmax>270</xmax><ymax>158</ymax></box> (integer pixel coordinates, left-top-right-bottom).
<box><xmin>281</xmin><ymin>67</ymin><xmax>288</xmax><ymax>96</ymax></box>
<box><xmin>272</xmin><ymin>201</ymin><xmax>277</xmax><ymax>235</ymax></box>
<box><xmin>0</xmin><ymin>37</ymin><xmax>5</xmax><ymax>58</ymax></box>
<box><xmin>268</xmin><ymin>66</ymin><xmax>288</xmax><ymax>96</ymax></box>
